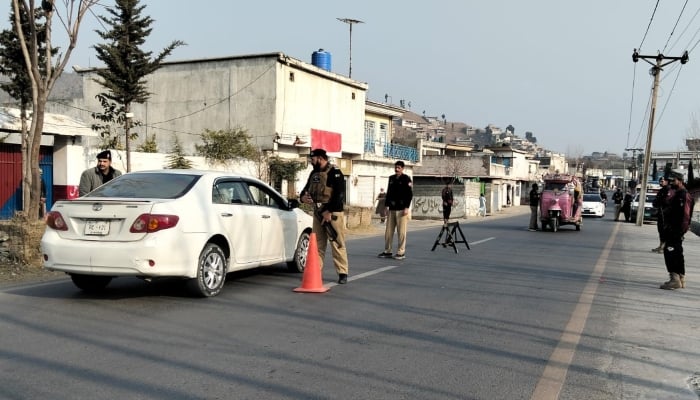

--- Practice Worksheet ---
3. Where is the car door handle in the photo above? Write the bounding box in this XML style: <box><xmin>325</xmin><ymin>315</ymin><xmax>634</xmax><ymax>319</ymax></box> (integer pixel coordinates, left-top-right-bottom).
<box><xmin>262</xmin><ymin>215</ymin><xmax>271</xmax><ymax>219</ymax></box>
<box><xmin>220</xmin><ymin>213</ymin><xmax>233</xmax><ymax>217</ymax></box>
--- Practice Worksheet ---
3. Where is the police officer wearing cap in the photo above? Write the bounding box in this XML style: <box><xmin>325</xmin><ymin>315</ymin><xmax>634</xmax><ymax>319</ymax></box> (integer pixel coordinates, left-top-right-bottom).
<box><xmin>78</xmin><ymin>150</ymin><xmax>122</xmax><ymax>196</ymax></box>
<box><xmin>300</xmin><ymin>149</ymin><xmax>349</xmax><ymax>284</ymax></box>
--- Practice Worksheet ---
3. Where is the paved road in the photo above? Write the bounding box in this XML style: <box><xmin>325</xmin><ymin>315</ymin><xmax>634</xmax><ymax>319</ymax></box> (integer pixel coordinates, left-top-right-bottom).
<box><xmin>0</xmin><ymin>205</ymin><xmax>698</xmax><ymax>399</ymax></box>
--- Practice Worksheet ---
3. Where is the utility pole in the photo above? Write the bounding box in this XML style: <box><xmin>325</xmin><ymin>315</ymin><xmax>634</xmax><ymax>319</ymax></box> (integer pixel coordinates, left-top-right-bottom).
<box><xmin>631</xmin><ymin>49</ymin><xmax>689</xmax><ymax>226</ymax></box>
<box><xmin>337</xmin><ymin>18</ymin><xmax>363</xmax><ymax>78</ymax></box>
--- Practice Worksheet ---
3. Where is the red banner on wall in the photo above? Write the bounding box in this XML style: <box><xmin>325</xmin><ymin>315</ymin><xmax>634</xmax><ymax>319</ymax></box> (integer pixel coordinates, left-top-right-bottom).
<box><xmin>310</xmin><ymin>129</ymin><xmax>342</xmax><ymax>153</ymax></box>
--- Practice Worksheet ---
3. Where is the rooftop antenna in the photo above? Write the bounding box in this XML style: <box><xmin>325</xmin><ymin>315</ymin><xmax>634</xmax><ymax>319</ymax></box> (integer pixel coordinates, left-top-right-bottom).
<box><xmin>337</xmin><ymin>18</ymin><xmax>363</xmax><ymax>78</ymax></box>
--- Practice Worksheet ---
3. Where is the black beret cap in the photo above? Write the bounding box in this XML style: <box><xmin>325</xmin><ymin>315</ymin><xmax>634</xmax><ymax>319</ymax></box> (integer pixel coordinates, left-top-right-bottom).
<box><xmin>96</xmin><ymin>150</ymin><xmax>112</xmax><ymax>160</ymax></box>
<box><xmin>309</xmin><ymin>149</ymin><xmax>328</xmax><ymax>159</ymax></box>
<box><xmin>669</xmin><ymin>171</ymin><xmax>684</xmax><ymax>181</ymax></box>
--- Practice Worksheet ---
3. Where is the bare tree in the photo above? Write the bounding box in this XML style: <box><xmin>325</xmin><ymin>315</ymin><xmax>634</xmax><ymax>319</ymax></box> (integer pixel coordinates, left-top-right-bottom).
<box><xmin>11</xmin><ymin>0</ymin><xmax>99</xmax><ymax>220</ymax></box>
<box><xmin>440</xmin><ymin>155</ymin><xmax>469</xmax><ymax>184</ymax></box>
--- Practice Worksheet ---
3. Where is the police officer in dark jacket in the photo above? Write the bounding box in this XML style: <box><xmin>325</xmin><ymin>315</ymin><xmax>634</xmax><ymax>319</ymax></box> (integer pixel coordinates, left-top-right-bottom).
<box><xmin>300</xmin><ymin>149</ymin><xmax>349</xmax><ymax>284</ymax></box>
<box><xmin>612</xmin><ymin>188</ymin><xmax>623</xmax><ymax>221</ymax></box>
<box><xmin>659</xmin><ymin>172</ymin><xmax>694</xmax><ymax>290</ymax></box>
<box><xmin>378</xmin><ymin>160</ymin><xmax>413</xmax><ymax>260</ymax></box>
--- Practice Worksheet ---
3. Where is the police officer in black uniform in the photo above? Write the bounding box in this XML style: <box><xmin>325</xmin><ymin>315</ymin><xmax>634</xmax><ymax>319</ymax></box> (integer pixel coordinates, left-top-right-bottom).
<box><xmin>300</xmin><ymin>149</ymin><xmax>349</xmax><ymax>284</ymax></box>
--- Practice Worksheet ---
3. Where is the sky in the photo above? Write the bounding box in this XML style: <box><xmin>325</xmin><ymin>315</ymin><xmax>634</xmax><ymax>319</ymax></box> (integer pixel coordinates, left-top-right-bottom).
<box><xmin>6</xmin><ymin>0</ymin><xmax>700</xmax><ymax>157</ymax></box>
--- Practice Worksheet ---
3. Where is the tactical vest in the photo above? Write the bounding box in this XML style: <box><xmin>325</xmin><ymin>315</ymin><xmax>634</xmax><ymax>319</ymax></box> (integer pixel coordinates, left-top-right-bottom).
<box><xmin>309</xmin><ymin>166</ymin><xmax>333</xmax><ymax>203</ymax></box>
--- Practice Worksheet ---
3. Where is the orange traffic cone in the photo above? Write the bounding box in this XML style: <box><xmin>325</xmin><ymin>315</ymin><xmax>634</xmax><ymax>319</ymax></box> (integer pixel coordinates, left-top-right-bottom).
<box><xmin>294</xmin><ymin>232</ymin><xmax>329</xmax><ymax>293</ymax></box>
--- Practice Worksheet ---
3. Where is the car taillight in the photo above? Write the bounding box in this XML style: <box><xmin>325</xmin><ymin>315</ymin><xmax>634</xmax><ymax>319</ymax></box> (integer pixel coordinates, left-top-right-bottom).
<box><xmin>46</xmin><ymin>211</ymin><xmax>68</xmax><ymax>231</ymax></box>
<box><xmin>130</xmin><ymin>214</ymin><xmax>179</xmax><ymax>233</ymax></box>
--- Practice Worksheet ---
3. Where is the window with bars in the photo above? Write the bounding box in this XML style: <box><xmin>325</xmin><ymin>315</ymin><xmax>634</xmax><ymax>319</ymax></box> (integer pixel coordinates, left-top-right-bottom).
<box><xmin>364</xmin><ymin>121</ymin><xmax>376</xmax><ymax>152</ymax></box>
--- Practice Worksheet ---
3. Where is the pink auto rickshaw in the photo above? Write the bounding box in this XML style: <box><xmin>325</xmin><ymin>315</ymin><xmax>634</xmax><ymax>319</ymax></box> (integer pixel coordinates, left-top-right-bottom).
<box><xmin>539</xmin><ymin>173</ymin><xmax>583</xmax><ymax>232</ymax></box>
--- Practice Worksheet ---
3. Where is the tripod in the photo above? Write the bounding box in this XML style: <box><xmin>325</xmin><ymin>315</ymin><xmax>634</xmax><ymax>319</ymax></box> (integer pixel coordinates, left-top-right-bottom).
<box><xmin>431</xmin><ymin>221</ymin><xmax>470</xmax><ymax>253</ymax></box>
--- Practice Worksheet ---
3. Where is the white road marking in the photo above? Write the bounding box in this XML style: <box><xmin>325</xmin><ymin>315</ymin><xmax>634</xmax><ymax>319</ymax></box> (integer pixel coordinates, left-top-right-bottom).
<box><xmin>470</xmin><ymin>237</ymin><xmax>496</xmax><ymax>245</ymax></box>
<box><xmin>327</xmin><ymin>237</ymin><xmax>495</xmax><ymax>288</ymax></box>
<box><xmin>326</xmin><ymin>265</ymin><xmax>400</xmax><ymax>288</ymax></box>
<box><xmin>530</xmin><ymin>223</ymin><xmax>620</xmax><ymax>400</ymax></box>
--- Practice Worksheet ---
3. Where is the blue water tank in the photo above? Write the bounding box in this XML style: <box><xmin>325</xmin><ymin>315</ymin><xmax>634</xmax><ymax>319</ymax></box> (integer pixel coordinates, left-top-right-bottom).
<box><xmin>311</xmin><ymin>49</ymin><xmax>331</xmax><ymax>72</ymax></box>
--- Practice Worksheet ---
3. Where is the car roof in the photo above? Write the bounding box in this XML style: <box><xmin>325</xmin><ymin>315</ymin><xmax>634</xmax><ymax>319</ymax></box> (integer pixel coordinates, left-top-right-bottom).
<box><xmin>128</xmin><ymin>169</ymin><xmax>265</xmax><ymax>184</ymax></box>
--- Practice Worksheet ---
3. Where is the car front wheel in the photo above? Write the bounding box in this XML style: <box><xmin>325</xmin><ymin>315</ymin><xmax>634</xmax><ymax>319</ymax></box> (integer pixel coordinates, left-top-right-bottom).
<box><xmin>188</xmin><ymin>243</ymin><xmax>227</xmax><ymax>297</ymax></box>
<box><xmin>287</xmin><ymin>231</ymin><xmax>310</xmax><ymax>273</ymax></box>
<box><xmin>70</xmin><ymin>274</ymin><xmax>112</xmax><ymax>293</ymax></box>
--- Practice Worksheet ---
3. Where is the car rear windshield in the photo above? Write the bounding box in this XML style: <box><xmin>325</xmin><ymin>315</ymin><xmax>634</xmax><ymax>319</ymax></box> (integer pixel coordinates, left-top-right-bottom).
<box><xmin>583</xmin><ymin>194</ymin><xmax>601</xmax><ymax>201</ymax></box>
<box><xmin>88</xmin><ymin>173</ymin><xmax>201</xmax><ymax>199</ymax></box>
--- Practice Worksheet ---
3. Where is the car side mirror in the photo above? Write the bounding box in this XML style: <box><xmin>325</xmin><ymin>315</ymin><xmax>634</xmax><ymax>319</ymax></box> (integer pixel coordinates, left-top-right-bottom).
<box><xmin>288</xmin><ymin>198</ymin><xmax>300</xmax><ymax>210</ymax></box>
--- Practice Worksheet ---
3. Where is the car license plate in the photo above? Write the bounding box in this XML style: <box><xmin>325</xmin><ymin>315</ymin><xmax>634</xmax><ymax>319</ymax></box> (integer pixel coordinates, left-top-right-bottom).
<box><xmin>85</xmin><ymin>220</ymin><xmax>110</xmax><ymax>235</ymax></box>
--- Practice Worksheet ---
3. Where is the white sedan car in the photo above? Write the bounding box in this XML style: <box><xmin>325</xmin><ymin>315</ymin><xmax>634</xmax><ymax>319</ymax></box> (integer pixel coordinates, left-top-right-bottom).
<box><xmin>581</xmin><ymin>193</ymin><xmax>606</xmax><ymax>217</ymax></box>
<box><xmin>41</xmin><ymin>170</ymin><xmax>313</xmax><ymax>297</ymax></box>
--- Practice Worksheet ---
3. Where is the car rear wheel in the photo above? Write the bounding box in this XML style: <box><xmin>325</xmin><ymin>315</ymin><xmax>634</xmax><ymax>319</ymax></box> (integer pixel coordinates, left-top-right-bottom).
<box><xmin>70</xmin><ymin>274</ymin><xmax>112</xmax><ymax>293</ymax></box>
<box><xmin>188</xmin><ymin>243</ymin><xmax>227</xmax><ymax>297</ymax></box>
<box><xmin>287</xmin><ymin>231</ymin><xmax>310</xmax><ymax>273</ymax></box>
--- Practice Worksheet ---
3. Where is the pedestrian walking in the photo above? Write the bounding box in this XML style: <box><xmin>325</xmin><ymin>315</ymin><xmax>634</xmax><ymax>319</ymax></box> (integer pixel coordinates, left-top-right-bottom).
<box><xmin>478</xmin><ymin>193</ymin><xmax>486</xmax><ymax>217</ymax></box>
<box><xmin>300</xmin><ymin>149</ymin><xmax>350</xmax><ymax>284</ymax></box>
<box><xmin>528</xmin><ymin>183</ymin><xmax>539</xmax><ymax>231</ymax></box>
<box><xmin>378</xmin><ymin>160</ymin><xmax>413</xmax><ymax>260</ymax></box>
<box><xmin>659</xmin><ymin>172</ymin><xmax>694</xmax><ymax>290</ymax></box>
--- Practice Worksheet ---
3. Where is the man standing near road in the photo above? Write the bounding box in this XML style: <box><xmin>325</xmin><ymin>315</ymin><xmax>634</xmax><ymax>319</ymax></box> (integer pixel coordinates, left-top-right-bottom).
<box><xmin>300</xmin><ymin>149</ymin><xmax>349</xmax><ymax>284</ymax></box>
<box><xmin>659</xmin><ymin>172</ymin><xmax>694</xmax><ymax>290</ymax></box>
<box><xmin>79</xmin><ymin>150</ymin><xmax>122</xmax><ymax>196</ymax></box>
<box><xmin>441</xmin><ymin>182</ymin><xmax>454</xmax><ymax>224</ymax></box>
<box><xmin>612</xmin><ymin>187</ymin><xmax>623</xmax><ymax>221</ymax></box>
<box><xmin>378</xmin><ymin>160</ymin><xmax>413</xmax><ymax>260</ymax></box>
<box><xmin>528</xmin><ymin>183</ymin><xmax>540</xmax><ymax>231</ymax></box>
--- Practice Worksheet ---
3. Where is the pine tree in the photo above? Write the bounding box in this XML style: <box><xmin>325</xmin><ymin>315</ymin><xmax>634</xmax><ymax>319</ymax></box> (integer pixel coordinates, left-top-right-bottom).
<box><xmin>92</xmin><ymin>0</ymin><xmax>184</xmax><ymax>172</ymax></box>
<box><xmin>688</xmin><ymin>160</ymin><xmax>695</xmax><ymax>184</ymax></box>
<box><xmin>165</xmin><ymin>136</ymin><xmax>193</xmax><ymax>169</ymax></box>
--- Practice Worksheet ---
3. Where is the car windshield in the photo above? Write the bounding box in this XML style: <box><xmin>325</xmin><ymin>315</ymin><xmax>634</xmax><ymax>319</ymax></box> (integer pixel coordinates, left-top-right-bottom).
<box><xmin>583</xmin><ymin>194</ymin><xmax>601</xmax><ymax>202</ymax></box>
<box><xmin>88</xmin><ymin>173</ymin><xmax>201</xmax><ymax>199</ymax></box>
<box><xmin>544</xmin><ymin>182</ymin><xmax>568</xmax><ymax>191</ymax></box>
<box><xmin>633</xmin><ymin>194</ymin><xmax>657</xmax><ymax>203</ymax></box>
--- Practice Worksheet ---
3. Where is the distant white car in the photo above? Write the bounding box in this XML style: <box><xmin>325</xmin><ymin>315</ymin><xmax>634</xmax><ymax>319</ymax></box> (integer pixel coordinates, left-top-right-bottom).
<box><xmin>582</xmin><ymin>193</ymin><xmax>605</xmax><ymax>217</ymax></box>
<box><xmin>631</xmin><ymin>192</ymin><xmax>659</xmax><ymax>222</ymax></box>
<box><xmin>41</xmin><ymin>170</ymin><xmax>313</xmax><ymax>297</ymax></box>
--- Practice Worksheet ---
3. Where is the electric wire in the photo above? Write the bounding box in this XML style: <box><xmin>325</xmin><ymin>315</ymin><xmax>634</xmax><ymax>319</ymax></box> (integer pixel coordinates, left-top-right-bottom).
<box><xmin>667</xmin><ymin>4</ymin><xmax>700</xmax><ymax>53</ymax></box>
<box><xmin>662</xmin><ymin>0</ymin><xmax>689</xmax><ymax>53</ymax></box>
<box><xmin>626</xmin><ymin>64</ymin><xmax>638</xmax><ymax>149</ymax></box>
<box><xmin>654</xmin><ymin>64</ymin><xmax>684</xmax><ymax>131</ymax></box>
<box><xmin>639</xmin><ymin>0</ymin><xmax>661</xmax><ymax>50</ymax></box>
<box><xmin>633</xmin><ymin>85</ymin><xmax>653</xmax><ymax>150</ymax></box>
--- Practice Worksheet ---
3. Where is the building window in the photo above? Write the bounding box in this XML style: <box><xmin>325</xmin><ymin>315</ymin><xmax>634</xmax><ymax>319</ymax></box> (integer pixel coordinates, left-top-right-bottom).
<box><xmin>289</xmin><ymin>72</ymin><xmax>295</xmax><ymax>82</ymax></box>
<box><xmin>364</xmin><ymin>121</ymin><xmax>375</xmax><ymax>152</ymax></box>
<box><xmin>379</xmin><ymin>122</ymin><xmax>387</xmax><ymax>145</ymax></box>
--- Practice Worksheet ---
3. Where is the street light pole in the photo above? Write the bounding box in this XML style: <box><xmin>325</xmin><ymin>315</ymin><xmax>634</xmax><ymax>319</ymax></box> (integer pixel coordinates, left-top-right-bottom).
<box><xmin>337</xmin><ymin>18</ymin><xmax>363</xmax><ymax>78</ymax></box>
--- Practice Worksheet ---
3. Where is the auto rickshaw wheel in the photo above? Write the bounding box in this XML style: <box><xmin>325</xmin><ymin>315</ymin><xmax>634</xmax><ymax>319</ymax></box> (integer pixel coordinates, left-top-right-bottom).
<box><xmin>576</xmin><ymin>223</ymin><xmax>581</xmax><ymax>231</ymax></box>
